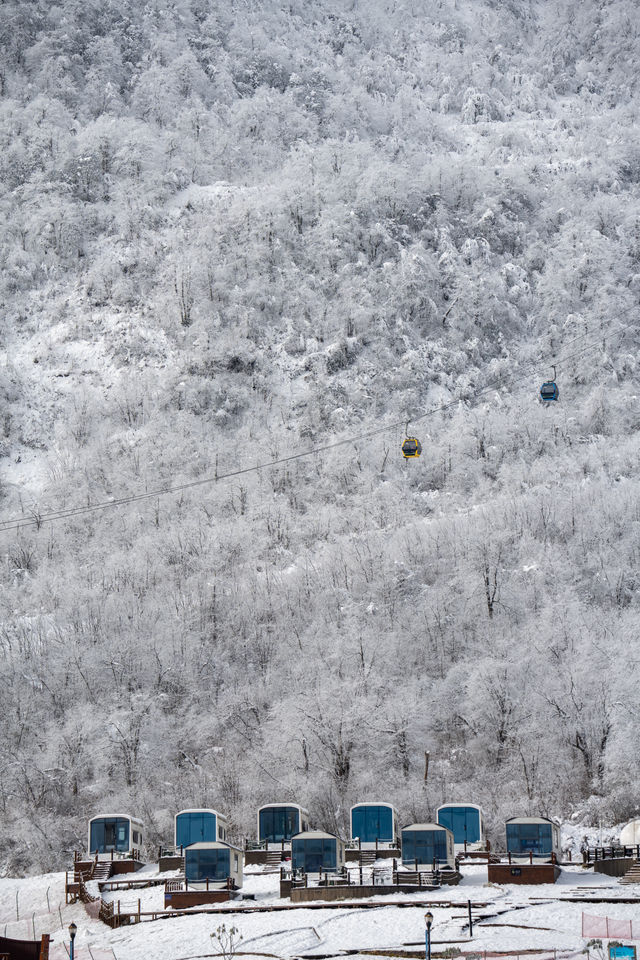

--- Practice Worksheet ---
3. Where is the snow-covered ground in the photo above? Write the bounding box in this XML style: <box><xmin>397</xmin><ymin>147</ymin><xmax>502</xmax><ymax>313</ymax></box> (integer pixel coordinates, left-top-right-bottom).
<box><xmin>1</xmin><ymin>863</ymin><xmax>638</xmax><ymax>960</ymax></box>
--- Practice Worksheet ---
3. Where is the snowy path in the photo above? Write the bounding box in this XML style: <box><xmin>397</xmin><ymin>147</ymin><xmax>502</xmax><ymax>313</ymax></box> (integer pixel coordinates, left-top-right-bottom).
<box><xmin>1</xmin><ymin>864</ymin><xmax>639</xmax><ymax>960</ymax></box>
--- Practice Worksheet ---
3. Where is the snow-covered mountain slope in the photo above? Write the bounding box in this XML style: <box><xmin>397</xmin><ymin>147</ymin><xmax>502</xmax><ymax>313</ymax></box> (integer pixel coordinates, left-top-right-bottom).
<box><xmin>1</xmin><ymin>0</ymin><xmax>640</xmax><ymax>873</ymax></box>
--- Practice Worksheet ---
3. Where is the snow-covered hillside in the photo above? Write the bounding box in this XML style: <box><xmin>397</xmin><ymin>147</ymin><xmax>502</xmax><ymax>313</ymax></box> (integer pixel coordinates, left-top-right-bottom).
<box><xmin>2</xmin><ymin>0</ymin><xmax>640</xmax><ymax>873</ymax></box>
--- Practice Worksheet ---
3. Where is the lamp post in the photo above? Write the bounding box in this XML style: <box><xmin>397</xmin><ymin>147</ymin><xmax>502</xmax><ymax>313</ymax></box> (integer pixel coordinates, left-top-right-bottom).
<box><xmin>425</xmin><ymin>911</ymin><xmax>433</xmax><ymax>960</ymax></box>
<box><xmin>69</xmin><ymin>922</ymin><xmax>77</xmax><ymax>960</ymax></box>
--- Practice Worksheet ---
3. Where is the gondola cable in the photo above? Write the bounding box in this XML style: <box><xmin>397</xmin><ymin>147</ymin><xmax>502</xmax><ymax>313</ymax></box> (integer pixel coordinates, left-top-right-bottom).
<box><xmin>1</xmin><ymin>311</ymin><xmax>638</xmax><ymax>533</ymax></box>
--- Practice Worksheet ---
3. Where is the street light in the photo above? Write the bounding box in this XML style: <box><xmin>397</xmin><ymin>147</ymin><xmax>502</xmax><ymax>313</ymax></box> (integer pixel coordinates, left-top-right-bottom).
<box><xmin>69</xmin><ymin>922</ymin><xmax>77</xmax><ymax>960</ymax></box>
<box><xmin>425</xmin><ymin>911</ymin><xmax>433</xmax><ymax>960</ymax></box>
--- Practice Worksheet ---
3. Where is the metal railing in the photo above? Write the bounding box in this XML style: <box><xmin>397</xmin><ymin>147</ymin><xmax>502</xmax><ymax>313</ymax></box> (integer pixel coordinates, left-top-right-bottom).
<box><xmin>583</xmin><ymin>845</ymin><xmax>640</xmax><ymax>863</ymax></box>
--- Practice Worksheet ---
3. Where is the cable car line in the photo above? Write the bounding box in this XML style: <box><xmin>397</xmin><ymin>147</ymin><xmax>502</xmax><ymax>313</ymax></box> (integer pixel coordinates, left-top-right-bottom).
<box><xmin>0</xmin><ymin>311</ymin><xmax>638</xmax><ymax>534</ymax></box>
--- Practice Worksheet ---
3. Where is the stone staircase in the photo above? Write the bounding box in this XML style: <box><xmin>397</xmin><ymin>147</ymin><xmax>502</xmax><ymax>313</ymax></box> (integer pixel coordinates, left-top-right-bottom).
<box><xmin>619</xmin><ymin>860</ymin><xmax>640</xmax><ymax>884</ymax></box>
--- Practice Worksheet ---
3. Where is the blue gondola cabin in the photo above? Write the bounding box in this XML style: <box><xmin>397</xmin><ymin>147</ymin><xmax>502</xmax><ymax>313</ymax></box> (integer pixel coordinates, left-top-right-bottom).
<box><xmin>257</xmin><ymin>804</ymin><xmax>309</xmax><ymax>846</ymax></box>
<box><xmin>175</xmin><ymin>809</ymin><xmax>228</xmax><ymax>850</ymax></box>
<box><xmin>401</xmin><ymin>823</ymin><xmax>456</xmax><ymax>869</ymax></box>
<box><xmin>350</xmin><ymin>802</ymin><xmax>399</xmax><ymax>848</ymax></box>
<box><xmin>291</xmin><ymin>831</ymin><xmax>345</xmax><ymax>875</ymax></box>
<box><xmin>88</xmin><ymin>814</ymin><xmax>144</xmax><ymax>859</ymax></box>
<box><xmin>505</xmin><ymin>816</ymin><xmax>561</xmax><ymax>860</ymax></box>
<box><xmin>540</xmin><ymin>381</ymin><xmax>559</xmax><ymax>401</ymax></box>
<box><xmin>184</xmin><ymin>842</ymin><xmax>243</xmax><ymax>889</ymax></box>
<box><xmin>437</xmin><ymin>804</ymin><xmax>485</xmax><ymax>851</ymax></box>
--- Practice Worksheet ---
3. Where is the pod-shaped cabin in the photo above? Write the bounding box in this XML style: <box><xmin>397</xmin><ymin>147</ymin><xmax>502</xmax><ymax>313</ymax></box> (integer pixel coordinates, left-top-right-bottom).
<box><xmin>88</xmin><ymin>814</ymin><xmax>144</xmax><ymax>858</ymax></box>
<box><xmin>437</xmin><ymin>804</ymin><xmax>485</xmax><ymax>850</ymax></box>
<box><xmin>505</xmin><ymin>816</ymin><xmax>561</xmax><ymax>860</ymax></box>
<box><xmin>184</xmin><ymin>842</ymin><xmax>243</xmax><ymax>889</ymax></box>
<box><xmin>291</xmin><ymin>831</ymin><xmax>345</xmax><ymax>874</ymax></box>
<box><xmin>257</xmin><ymin>804</ymin><xmax>309</xmax><ymax>845</ymax></box>
<box><xmin>350</xmin><ymin>802</ymin><xmax>399</xmax><ymax>848</ymax></box>
<box><xmin>175</xmin><ymin>809</ymin><xmax>229</xmax><ymax>850</ymax></box>
<box><xmin>401</xmin><ymin>823</ymin><xmax>456</xmax><ymax>869</ymax></box>
<box><xmin>619</xmin><ymin>819</ymin><xmax>640</xmax><ymax>847</ymax></box>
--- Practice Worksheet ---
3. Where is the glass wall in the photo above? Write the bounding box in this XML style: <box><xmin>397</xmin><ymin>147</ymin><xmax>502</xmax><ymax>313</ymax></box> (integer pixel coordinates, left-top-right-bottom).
<box><xmin>259</xmin><ymin>807</ymin><xmax>300</xmax><ymax>843</ymax></box>
<box><xmin>176</xmin><ymin>811</ymin><xmax>217</xmax><ymax>849</ymax></box>
<box><xmin>438</xmin><ymin>806</ymin><xmax>481</xmax><ymax>844</ymax></box>
<box><xmin>185</xmin><ymin>847</ymin><xmax>230</xmax><ymax>882</ymax></box>
<box><xmin>90</xmin><ymin>818</ymin><xmax>130</xmax><ymax>854</ymax></box>
<box><xmin>292</xmin><ymin>837</ymin><xmax>337</xmax><ymax>873</ymax></box>
<box><xmin>351</xmin><ymin>805</ymin><xmax>394</xmax><ymax>843</ymax></box>
<box><xmin>506</xmin><ymin>822</ymin><xmax>552</xmax><ymax>856</ymax></box>
<box><xmin>401</xmin><ymin>829</ymin><xmax>449</xmax><ymax>865</ymax></box>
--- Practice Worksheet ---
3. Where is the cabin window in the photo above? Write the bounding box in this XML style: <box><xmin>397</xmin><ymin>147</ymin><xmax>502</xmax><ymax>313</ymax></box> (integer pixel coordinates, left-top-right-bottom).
<box><xmin>437</xmin><ymin>806</ymin><xmax>482</xmax><ymax>844</ymax></box>
<box><xmin>259</xmin><ymin>807</ymin><xmax>301</xmax><ymax>843</ymax></box>
<box><xmin>176</xmin><ymin>812</ymin><xmax>217</xmax><ymax>848</ymax></box>
<box><xmin>185</xmin><ymin>848</ymin><xmax>230</xmax><ymax>882</ymax></box>
<box><xmin>401</xmin><ymin>830</ymin><xmax>449</xmax><ymax>865</ymax></box>
<box><xmin>506</xmin><ymin>822</ymin><xmax>553</xmax><ymax>856</ymax></box>
<box><xmin>90</xmin><ymin>818</ymin><xmax>130</xmax><ymax>854</ymax></box>
<box><xmin>351</xmin><ymin>805</ymin><xmax>394</xmax><ymax>843</ymax></box>
<box><xmin>292</xmin><ymin>838</ymin><xmax>337</xmax><ymax>873</ymax></box>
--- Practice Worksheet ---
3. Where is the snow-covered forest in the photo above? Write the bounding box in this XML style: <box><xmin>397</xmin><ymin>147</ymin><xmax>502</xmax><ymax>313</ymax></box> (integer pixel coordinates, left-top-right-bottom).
<box><xmin>2</xmin><ymin>0</ymin><xmax>640</xmax><ymax>875</ymax></box>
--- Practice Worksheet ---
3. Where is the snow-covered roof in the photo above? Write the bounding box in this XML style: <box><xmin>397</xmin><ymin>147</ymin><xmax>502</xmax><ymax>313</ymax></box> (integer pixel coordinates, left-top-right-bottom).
<box><xmin>89</xmin><ymin>814</ymin><xmax>144</xmax><ymax>825</ymax></box>
<box><xmin>402</xmin><ymin>822</ymin><xmax>451</xmax><ymax>832</ymax></box>
<box><xmin>292</xmin><ymin>830</ymin><xmax>341</xmax><ymax>841</ymax></box>
<box><xmin>175</xmin><ymin>808</ymin><xmax>227</xmax><ymax>818</ymax></box>
<box><xmin>506</xmin><ymin>816</ymin><xmax>557</xmax><ymax>825</ymax></box>
<box><xmin>184</xmin><ymin>841</ymin><xmax>243</xmax><ymax>853</ymax></box>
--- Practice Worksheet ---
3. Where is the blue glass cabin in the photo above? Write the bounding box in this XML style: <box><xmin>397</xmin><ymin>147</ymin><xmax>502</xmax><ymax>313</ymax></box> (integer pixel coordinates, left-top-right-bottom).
<box><xmin>350</xmin><ymin>803</ymin><xmax>399</xmax><ymax>846</ymax></box>
<box><xmin>291</xmin><ymin>831</ymin><xmax>345</xmax><ymax>874</ymax></box>
<box><xmin>401</xmin><ymin>823</ymin><xmax>455</xmax><ymax>868</ymax></box>
<box><xmin>540</xmin><ymin>381</ymin><xmax>559</xmax><ymax>402</ymax></box>
<box><xmin>184</xmin><ymin>842</ymin><xmax>243</xmax><ymax>888</ymax></box>
<box><xmin>505</xmin><ymin>817</ymin><xmax>560</xmax><ymax>859</ymax></box>
<box><xmin>88</xmin><ymin>814</ymin><xmax>144</xmax><ymax>858</ymax></box>
<box><xmin>258</xmin><ymin>804</ymin><xmax>309</xmax><ymax>845</ymax></box>
<box><xmin>175</xmin><ymin>809</ymin><xmax>228</xmax><ymax>850</ymax></box>
<box><xmin>437</xmin><ymin>804</ymin><xmax>484</xmax><ymax>848</ymax></box>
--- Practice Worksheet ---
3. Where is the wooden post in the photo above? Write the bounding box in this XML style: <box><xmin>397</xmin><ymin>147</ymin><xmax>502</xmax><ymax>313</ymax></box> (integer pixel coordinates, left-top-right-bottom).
<box><xmin>468</xmin><ymin>900</ymin><xmax>473</xmax><ymax>937</ymax></box>
<box><xmin>529</xmin><ymin>851</ymin><xmax>533</xmax><ymax>865</ymax></box>
<box><xmin>137</xmin><ymin>899</ymin><xmax>140</xmax><ymax>921</ymax></box>
<box><xmin>508</xmin><ymin>851</ymin><xmax>511</xmax><ymax>864</ymax></box>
